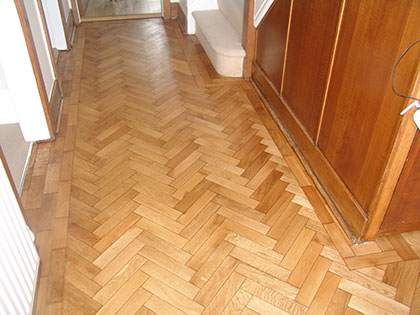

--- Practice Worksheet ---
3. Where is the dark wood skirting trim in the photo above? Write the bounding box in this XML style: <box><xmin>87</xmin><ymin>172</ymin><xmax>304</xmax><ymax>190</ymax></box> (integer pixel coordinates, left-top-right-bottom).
<box><xmin>52</xmin><ymin>48</ymin><xmax>60</xmax><ymax>64</ymax></box>
<box><xmin>171</xmin><ymin>3</ymin><xmax>178</xmax><ymax>19</ymax></box>
<box><xmin>49</xmin><ymin>80</ymin><xmax>63</xmax><ymax>136</ymax></box>
<box><xmin>252</xmin><ymin>62</ymin><xmax>368</xmax><ymax>241</ymax></box>
<box><xmin>67</xmin><ymin>9</ymin><xmax>76</xmax><ymax>47</ymax></box>
<box><xmin>176</xmin><ymin>3</ymin><xmax>187</xmax><ymax>34</ymax></box>
<box><xmin>70</xmin><ymin>0</ymin><xmax>80</xmax><ymax>24</ymax></box>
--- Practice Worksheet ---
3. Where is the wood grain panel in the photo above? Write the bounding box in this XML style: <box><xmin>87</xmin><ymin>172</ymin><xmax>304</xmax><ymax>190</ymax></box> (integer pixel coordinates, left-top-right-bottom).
<box><xmin>176</xmin><ymin>4</ymin><xmax>187</xmax><ymax>34</ymax></box>
<box><xmin>163</xmin><ymin>0</ymin><xmax>171</xmax><ymax>19</ymax></box>
<box><xmin>282</xmin><ymin>0</ymin><xmax>342</xmax><ymax>140</ymax></box>
<box><xmin>380</xmin><ymin>133</ymin><xmax>420</xmax><ymax>234</ymax></box>
<box><xmin>242</xmin><ymin>0</ymin><xmax>256</xmax><ymax>79</ymax></box>
<box><xmin>255</xmin><ymin>0</ymin><xmax>291</xmax><ymax>93</ymax></box>
<box><xmin>362</xmin><ymin>1</ymin><xmax>420</xmax><ymax>238</ymax></box>
<box><xmin>318</xmin><ymin>0</ymin><xmax>419</xmax><ymax>211</ymax></box>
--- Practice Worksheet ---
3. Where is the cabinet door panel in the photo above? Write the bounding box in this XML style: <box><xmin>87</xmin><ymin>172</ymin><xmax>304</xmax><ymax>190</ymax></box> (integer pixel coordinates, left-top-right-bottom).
<box><xmin>282</xmin><ymin>0</ymin><xmax>341</xmax><ymax>140</ymax></box>
<box><xmin>381</xmin><ymin>133</ymin><xmax>420</xmax><ymax>234</ymax></box>
<box><xmin>318</xmin><ymin>0</ymin><xmax>416</xmax><ymax>211</ymax></box>
<box><xmin>255</xmin><ymin>0</ymin><xmax>291</xmax><ymax>93</ymax></box>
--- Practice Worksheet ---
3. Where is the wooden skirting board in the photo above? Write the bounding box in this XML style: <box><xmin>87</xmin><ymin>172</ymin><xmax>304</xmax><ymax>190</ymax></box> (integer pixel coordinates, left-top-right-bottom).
<box><xmin>176</xmin><ymin>3</ymin><xmax>187</xmax><ymax>34</ymax></box>
<box><xmin>171</xmin><ymin>2</ymin><xmax>178</xmax><ymax>19</ymax></box>
<box><xmin>67</xmin><ymin>9</ymin><xmax>76</xmax><ymax>46</ymax></box>
<box><xmin>49</xmin><ymin>79</ymin><xmax>63</xmax><ymax>136</ymax></box>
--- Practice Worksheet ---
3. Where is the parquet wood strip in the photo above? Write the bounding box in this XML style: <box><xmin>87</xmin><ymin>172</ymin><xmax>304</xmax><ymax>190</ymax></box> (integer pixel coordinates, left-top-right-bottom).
<box><xmin>24</xmin><ymin>18</ymin><xmax>420</xmax><ymax>315</ymax></box>
<box><xmin>190</xmin><ymin>240</ymin><xmax>234</xmax><ymax>288</ymax></box>
<box><xmin>139</xmin><ymin>245</ymin><xmax>195</xmax><ymax>281</ymax></box>
<box><xmin>247</xmin><ymin>296</ymin><xmax>289</xmax><ymax>315</ymax></box>
<box><xmin>93</xmin><ymin>255</ymin><xmax>147</xmax><ymax>304</ymax></box>
<box><xmin>143</xmin><ymin>277</ymin><xmax>204</xmax><ymax>315</ymax></box>
<box><xmin>137</xmin><ymin>231</ymin><xmax>191</xmax><ymax>265</ymax></box>
<box><xmin>225</xmin><ymin>232</ymin><xmax>284</xmax><ymax>265</ymax></box>
<box><xmin>339</xmin><ymin>278</ymin><xmax>410</xmax><ymax>314</ymax></box>
<box><xmin>141</xmin><ymin>260</ymin><xmax>200</xmax><ymax>300</ymax></box>
<box><xmin>115</xmin><ymin>287</ymin><xmax>151</xmax><ymax>315</ymax></box>
<box><xmin>144</xmin><ymin>294</ymin><xmax>185</xmax><ymax>315</ymax></box>
<box><xmin>93</xmin><ymin>239</ymin><xmax>145</xmax><ymax>286</ymax></box>
<box><xmin>306</xmin><ymin>272</ymin><xmax>341</xmax><ymax>315</ymax></box>
<box><xmin>273</xmin><ymin>214</ymin><xmax>309</xmax><ymax>255</ymax></box>
<box><xmin>200</xmin><ymin>272</ymin><xmax>245</xmax><ymax>315</ymax></box>
<box><xmin>235</xmin><ymin>264</ymin><xmax>299</xmax><ymax>300</ymax></box>
<box><xmin>229</xmin><ymin>246</ymin><xmax>290</xmax><ymax>281</ymax></box>
<box><xmin>287</xmin><ymin>241</ymin><xmax>323</xmax><ymax>288</ymax></box>
<box><xmin>241</xmin><ymin>279</ymin><xmax>307</xmax><ymax>314</ymax></box>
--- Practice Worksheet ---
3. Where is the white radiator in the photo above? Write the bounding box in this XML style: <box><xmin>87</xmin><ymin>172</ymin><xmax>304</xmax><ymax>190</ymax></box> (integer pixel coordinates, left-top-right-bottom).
<box><xmin>0</xmin><ymin>151</ymin><xmax>40</xmax><ymax>315</ymax></box>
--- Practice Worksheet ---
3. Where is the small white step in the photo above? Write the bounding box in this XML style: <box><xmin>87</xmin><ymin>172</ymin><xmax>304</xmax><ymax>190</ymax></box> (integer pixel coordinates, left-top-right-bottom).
<box><xmin>192</xmin><ymin>10</ymin><xmax>245</xmax><ymax>77</ymax></box>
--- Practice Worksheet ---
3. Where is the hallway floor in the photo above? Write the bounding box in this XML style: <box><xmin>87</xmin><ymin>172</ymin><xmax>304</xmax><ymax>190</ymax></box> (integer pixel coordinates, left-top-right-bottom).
<box><xmin>85</xmin><ymin>0</ymin><xmax>161</xmax><ymax>18</ymax></box>
<box><xmin>23</xmin><ymin>19</ymin><xmax>420</xmax><ymax>314</ymax></box>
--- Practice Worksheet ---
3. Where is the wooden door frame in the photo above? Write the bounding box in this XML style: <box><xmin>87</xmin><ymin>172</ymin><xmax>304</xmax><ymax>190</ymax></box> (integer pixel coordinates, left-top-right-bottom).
<box><xmin>70</xmin><ymin>0</ymin><xmax>81</xmax><ymax>24</ymax></box>
<box><xmin>242</xmin><ymin>0</ymin><xmax>256</xmax><ymax>78</ymax></box>
<box><xmin>76</xmin><ymin>0</ymin><xmax>84</xmax><ymax>18</ymax></box>
<box><xmin>163</xmin><ymin>0</ymin><xmax>171</xmax><ymax>19</ymax></box>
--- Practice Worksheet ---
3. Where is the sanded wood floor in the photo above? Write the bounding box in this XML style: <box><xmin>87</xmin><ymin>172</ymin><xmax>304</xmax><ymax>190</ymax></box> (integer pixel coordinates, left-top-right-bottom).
<box><xmin>22</xmin><ymin>18</ymin><xmax>420</xmax><ymax>314</ymax></box>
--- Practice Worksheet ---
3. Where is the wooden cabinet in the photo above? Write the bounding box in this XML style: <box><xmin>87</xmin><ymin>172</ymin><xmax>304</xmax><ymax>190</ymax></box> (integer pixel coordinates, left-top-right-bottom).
<box><xmin>282</xmin><ymin>0</ymin><xmax>341</xmax><ymax>140</ymax></box>
<box><xmin>255</xmin><ymin>0</ymin><xmax>291</xmax><ymax>92</ymax></box>
<box><xmin>381</xmin><ymin>133</ymin><xmax>420</xmax><ymax>234</ymax></box>
<box><xmin>252</xmin><ymin>0</ymin><xmax>420</xmax><ymax>240</ymax></box>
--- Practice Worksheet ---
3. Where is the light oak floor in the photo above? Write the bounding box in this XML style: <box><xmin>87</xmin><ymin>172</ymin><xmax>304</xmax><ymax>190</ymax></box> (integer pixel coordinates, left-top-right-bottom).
<box><xmin>85</xmin><ymin>0</ymin><xmax>161</xmax><ymax>18</ymax></box>
<box><xmin>23</xmin><ymin>18</ymin><xmax>420</xmax><ymax>314</ymax></box>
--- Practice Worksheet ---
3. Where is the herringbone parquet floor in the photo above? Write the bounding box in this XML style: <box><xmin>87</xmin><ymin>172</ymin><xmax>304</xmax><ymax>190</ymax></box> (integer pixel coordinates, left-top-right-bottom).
<box><xmin>22</xmin><ymin>18</ymin><xmax>420</xmax><ymax>314</ymax></box>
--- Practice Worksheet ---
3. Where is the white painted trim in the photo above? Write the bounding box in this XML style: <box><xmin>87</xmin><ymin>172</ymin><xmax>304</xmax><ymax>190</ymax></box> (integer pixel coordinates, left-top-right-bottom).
<box><xmin>254</xmin><ymin>0</ymin><xmax>274</xmax><ymax>27</ymax></box>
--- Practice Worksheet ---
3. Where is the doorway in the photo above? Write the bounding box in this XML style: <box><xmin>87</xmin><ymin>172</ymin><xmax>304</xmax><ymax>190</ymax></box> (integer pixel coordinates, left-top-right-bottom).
<box><xmin>78</xmin><ymin>0</ymin><xmax>162</xmax><ymax>19</ymax></box>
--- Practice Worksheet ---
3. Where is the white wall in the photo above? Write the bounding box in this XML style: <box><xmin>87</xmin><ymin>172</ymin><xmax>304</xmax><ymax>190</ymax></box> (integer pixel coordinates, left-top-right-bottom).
<box><xmin>0</xmin><ymin>63</ymin><xmax>18</xmax><ymax>125</ymax></box>
<box><xmin>41</xmin><ymin>0</ymin><xmax>68</xmax><ymax>50</ymax></box>
<box><xmin>0</xmin><ymin>0</ymin><xmax>51</xmax><ymax>141</ymax></box>
<box><xmin>22</xmin><ymin>0</ymin><xmax>55</xmax><ymax>100</ymax></box>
